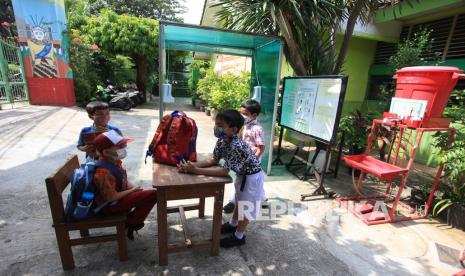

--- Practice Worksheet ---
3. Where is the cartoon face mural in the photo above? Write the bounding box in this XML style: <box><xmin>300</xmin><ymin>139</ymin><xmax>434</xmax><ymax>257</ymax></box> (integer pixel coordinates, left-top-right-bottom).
<box><xmin>32</xmin><ymin>26</ymin><xmax>45</xmax><ymax>41</ymax></box>
<box><xmin>11</xmin><ymin>0</ymin><xmax>72</xmax><ymax>79</ymax></box>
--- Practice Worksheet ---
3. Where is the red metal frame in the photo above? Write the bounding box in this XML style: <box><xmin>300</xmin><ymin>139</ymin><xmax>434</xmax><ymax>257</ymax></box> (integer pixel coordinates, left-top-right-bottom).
<box><xmin>337</xmin><ymin>117</ymin><xmax>455</xmax><ymax>225</ymax></box>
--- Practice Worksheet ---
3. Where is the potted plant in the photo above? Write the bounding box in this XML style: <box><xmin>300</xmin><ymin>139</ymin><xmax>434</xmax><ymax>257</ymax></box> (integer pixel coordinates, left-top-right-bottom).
<box><xmin>432</xmin><ymin>125</ymin><xmax>465</xmax><ymax>230</ymax></box>
<box><xmin>205</xmin><ymin>106</ymin><xmax>211</xmax><ymax>116</ymax></box>
<box><xmin>338</xmin><ymin>110</ymin><xmax>372</xmax><ymax>176</ymax></box>
<box><xmin>338</xmin><ymin>110</ymin><xmax>371</xmax><ymax>155</ymax></box>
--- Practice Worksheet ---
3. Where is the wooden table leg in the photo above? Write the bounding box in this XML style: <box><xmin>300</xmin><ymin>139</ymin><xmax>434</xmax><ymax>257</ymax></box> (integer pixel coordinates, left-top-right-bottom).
<box><xmin>199</xmin><ymin>197</ymin><xmax>205</xmax><ymax>218</ymax></box>
<box><xmin>157</xmin><ymin>188</ymin><xmax>168</xmax><ymax>266</ymax></box>
<box><xmin>211</xmin><ymin>186</ymin><xmax>224</xmax><ymax>256</ymax></box>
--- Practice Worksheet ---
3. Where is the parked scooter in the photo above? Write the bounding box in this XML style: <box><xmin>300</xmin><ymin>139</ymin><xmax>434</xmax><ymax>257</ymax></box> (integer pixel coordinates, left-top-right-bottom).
<box><xmin>122</xmin><ymin>82</ymin><xmax>145</xmax><ymax>106</ymax></box>
<box><xmin>95</xmin><ymin>85</ymin><xmax>133</xmax><ymax>111</ymax></box>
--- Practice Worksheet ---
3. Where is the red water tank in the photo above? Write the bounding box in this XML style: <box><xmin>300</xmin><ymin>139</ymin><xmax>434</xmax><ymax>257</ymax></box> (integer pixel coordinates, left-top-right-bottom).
<box><xmin>393</xmin><ymin>66</ymin><xmax>465</xmax><ymax>119</ymax></box>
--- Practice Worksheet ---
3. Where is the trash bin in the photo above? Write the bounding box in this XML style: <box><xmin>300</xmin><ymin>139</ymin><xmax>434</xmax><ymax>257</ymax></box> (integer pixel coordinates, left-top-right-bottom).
<box><xmin>393</xmin><ymin>66</ymin><xmax>465</xmax><ymax>119</ymax></box>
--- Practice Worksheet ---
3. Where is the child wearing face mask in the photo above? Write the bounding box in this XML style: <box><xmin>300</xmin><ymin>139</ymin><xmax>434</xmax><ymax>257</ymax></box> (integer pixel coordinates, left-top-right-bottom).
<box><xmin>223</xmin><ymin>99</ymin><xmax>266</xmax><ymax>214</ymax></box>
<box><xmin>77</xmin><ymin>101</ymin><xmax>123</xmax><ymax>162</ymax></box>
<box><xmin>178</xmin><ymin>109</ymin><xmax>265</xmax><ymax>248</ymax></box>
<box><xmin>93</xmin><ymin>130</ymin><xmax>157</xmax><ymax>240</ymax></box>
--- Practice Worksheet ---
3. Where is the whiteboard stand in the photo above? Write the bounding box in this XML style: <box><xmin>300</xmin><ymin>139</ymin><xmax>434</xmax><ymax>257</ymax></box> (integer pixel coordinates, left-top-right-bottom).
<box><xmin>272</xmin><ymin>76</ymin><xmax>348</xmax><ymax>201</ymax></box>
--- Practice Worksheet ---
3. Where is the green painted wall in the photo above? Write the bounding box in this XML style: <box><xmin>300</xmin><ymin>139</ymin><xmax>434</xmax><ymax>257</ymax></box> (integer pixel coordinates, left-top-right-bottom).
<box><xmin>339</xmin><ymin>36</ymin><xmax>377</xmax><ymax>114</ymax></box>
<box><xmin>374</xmin><ymin>0</ymin><xmax>465</xmax><ymax>23</ymax></box>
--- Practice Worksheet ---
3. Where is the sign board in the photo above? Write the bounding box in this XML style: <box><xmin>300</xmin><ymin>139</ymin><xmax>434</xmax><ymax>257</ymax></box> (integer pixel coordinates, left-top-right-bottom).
<box><xmin>389</xmin><ymin>97</ymin><xmax>428</xmax><ymax>119</ymax></box>
<box><xmin>280</xmin><ymin>76</ymin><xmax>347</xmax><ymax>143</ymax></box>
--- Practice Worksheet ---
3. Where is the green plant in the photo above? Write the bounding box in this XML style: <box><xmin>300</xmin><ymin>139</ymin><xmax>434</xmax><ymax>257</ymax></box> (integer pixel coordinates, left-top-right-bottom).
<box><xmin>209</xmin><ymin>72</ymin><xmax>250</xmax><ymax>111</ymax></box>
<box><xmin>69</xmin><ymin>35</ymin><xmax>100</xmax><ymax>105</ymax></box>
<box><xmin>84</xmin><ymin>10</ymin><xmax>159</xmax><ymax>99</ymax></box>
<box><xmin>431</xmin><ymin>89</ymin><xmax>465</xmax><ymax>216</ymax></box>
<box><xmin>338</xmin><ymin>110</ymin><xmax>372</xmax><ymax>151</ymax></box>
<box><xmin>197</xmin><ymin>69</ymin><xmax>221</xmax><ymax>105</ymax></box>
<box><xmin>388</xmin><ymin>28</ymin><xmax>437</xmax><ymax>71</ymax></box>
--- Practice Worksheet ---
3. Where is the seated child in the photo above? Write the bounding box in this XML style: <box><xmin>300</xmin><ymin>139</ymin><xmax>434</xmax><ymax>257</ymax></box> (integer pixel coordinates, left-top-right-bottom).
<box><xmin>178</xmin><ymin>109</ymin><xmax>265</xmax><ymax>248</ymax></box>
<box><xmin>77</xmin><ymin>101</ymin><xmax>122</xmax><ymax>162</ymax></box>
<box><xmin>93</xmin><ymin>130</ymin><xmax>157</xmax><ymax>240</ymax></box>
<box><xmin>224</xmin><ymin>99</ymin><xmax>265</xmax><ymax>213</ymax></box>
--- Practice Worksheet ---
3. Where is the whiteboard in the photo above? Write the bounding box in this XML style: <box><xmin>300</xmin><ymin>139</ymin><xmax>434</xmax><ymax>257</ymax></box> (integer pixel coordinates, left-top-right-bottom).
<box><xmin>280</xmin><ymin>76</ymin><xmax>347</xmax><ymax>143</ymax></box>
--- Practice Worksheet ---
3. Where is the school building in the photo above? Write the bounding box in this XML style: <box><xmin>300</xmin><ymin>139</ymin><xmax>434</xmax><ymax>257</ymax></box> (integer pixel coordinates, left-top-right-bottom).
<box><xmin>199</xmin><ymin>0</ymin><xmax>465</xmax><ymax>165</ymax></box>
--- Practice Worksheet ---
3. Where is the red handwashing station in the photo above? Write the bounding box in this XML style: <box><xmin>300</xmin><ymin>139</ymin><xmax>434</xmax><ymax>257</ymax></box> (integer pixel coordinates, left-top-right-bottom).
<box><xmin>338</xmin><ymin>66</ymin><xmax>465</xmax><ymax>225</ymax></box>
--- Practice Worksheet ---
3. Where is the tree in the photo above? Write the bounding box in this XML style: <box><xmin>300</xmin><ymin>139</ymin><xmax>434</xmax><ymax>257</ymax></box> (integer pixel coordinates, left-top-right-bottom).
<box><xmin>0</xmin><ymin>0</ymin><xmax>16</xmax><ymax>40</ymax></box>
<box><xmin>84</xmin><ymin>10</ymin><xmax>158</xmax><ymax>100</ymax></box>
<box><xmin>88</xmin><ymin>0</ymin><xmax>186</xmax><ymax>21</ymax></box>
<box><xmin>214</xmin><ymin>0</ymin><xmax>341</xmax><ymax>75</ymax></box>
<box><xmin>213</xmin><ymin>0</ymin><xmax>416</xmax><ymax>75</ymax></box>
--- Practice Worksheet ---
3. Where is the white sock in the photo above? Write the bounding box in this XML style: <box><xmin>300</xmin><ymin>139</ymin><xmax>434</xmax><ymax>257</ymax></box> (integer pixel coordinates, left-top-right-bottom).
<box><xmin>234</xmin><ymin>230</ymin><xmax>244</xmax><ymax>239</ymax></box>
<box><xmin>229</xmin><ymin>218</ymin><xmax>238</xmax><ymax>227</ymax></box>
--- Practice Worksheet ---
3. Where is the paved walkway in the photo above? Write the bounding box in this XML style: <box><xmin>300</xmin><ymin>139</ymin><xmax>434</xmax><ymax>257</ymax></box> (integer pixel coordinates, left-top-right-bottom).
<box><xmin>0</xmin><ymin>98</ymin><xmax>464</xmax><ymax>275</ymax></box>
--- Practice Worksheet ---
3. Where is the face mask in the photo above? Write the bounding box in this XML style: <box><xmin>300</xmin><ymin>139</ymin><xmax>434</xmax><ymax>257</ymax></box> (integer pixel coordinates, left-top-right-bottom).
<box><xmin>115</xmin><ymin>148</ymin><xmax>127</xmax><ymax>159</ymax></box>
<box><xmin>94</xmin><ymin>115</ymin><xmax>110</xmax><ymax>126</ymax></box>
<box><xmin>214</xmin><ymin>127</ymin><xmax>226</xmax><ymax>138</ymax></box>
<box><xmin>242</xmin><ymin>115</ymin><xmax>251</xmax><ymax>124</ymax></box>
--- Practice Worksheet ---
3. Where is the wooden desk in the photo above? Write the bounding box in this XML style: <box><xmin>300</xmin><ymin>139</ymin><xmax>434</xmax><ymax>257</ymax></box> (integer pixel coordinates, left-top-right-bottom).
<box><xmin>152</xmin><ymin>161</ymin><xmax>231</xmax><ymax>265</ymax></box>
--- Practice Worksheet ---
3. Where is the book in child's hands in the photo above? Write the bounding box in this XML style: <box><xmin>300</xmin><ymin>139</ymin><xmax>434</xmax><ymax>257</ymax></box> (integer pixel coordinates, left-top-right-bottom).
<box><xmin>82</xmin><ymin>131</ymin><xmax>104</xmax><ymax>145</ymax></box>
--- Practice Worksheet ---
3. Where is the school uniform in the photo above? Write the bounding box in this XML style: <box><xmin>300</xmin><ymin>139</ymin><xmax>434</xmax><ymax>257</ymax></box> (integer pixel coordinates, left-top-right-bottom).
<box><xmin>214</xmin><ymin>135</ymin><xmax>265</xmax><ymax>220</ymax></box>
<box><xmin>77</xmin><ymin>124</ymin><xmax>121</xmax><ymax>162</ymax></box>
<box><xmin>227</xmin><ymin>119</ymin><xmax>265</xmax><ymax>204</ymax></box>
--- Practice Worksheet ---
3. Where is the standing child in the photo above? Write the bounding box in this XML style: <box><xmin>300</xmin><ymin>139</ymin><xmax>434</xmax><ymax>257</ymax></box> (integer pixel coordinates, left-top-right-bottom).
<box><xmin>93</xmin><ymin>130</ymin><xmax>157</xmax><ymax>240</ymax></box>
<box><xmin>223</xmin><ymin>99</ymin><xmax>265</xmax><ymax>213</ymax></box>
<box><xmin>77</xmin><ymin>101</ymin><xmax>122</xmax><ymax>162</ymax></box>
<box><xmin>178</xmin><ymin>110</ymin><xmax>265</xmax><ymax>248</ymax></box>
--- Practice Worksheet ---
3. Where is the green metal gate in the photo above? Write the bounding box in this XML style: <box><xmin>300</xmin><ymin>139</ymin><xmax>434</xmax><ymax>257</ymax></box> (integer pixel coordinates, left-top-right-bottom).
<box><xmin>0</xmin><ymin>39</ymin><xmax>29</xmax><ymax>104</ymax></box>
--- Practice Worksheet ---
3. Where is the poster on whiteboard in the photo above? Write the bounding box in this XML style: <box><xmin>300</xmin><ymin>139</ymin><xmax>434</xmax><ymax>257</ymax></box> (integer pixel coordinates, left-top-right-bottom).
<box><xmin>280</xmin><ymin>76</ymin><xmax>348</xmax><ymax>143</ymax></box>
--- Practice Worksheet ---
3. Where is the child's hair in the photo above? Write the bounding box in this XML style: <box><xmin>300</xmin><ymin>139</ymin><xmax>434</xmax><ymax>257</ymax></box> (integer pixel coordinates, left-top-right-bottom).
<box><xmin>86</xmin><ymin>101</ymin><xmax>109</xmax><ymax>117</ymax></box>
<box><xmin>241</xmin><ymin>99</ymin><xmax>261</xmax><ymax>115</ymax></box>
<box><xmin>217</xmin><ymin>109</ymin><xmax>244</xmax><ymax>130</ymax></box>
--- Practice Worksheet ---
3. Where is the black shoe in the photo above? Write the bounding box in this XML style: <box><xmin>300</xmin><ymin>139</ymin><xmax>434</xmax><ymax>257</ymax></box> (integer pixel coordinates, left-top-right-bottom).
<box><xmin>126</xmin><ymin>223</ymin><xmax>144</xmax><ymax>240</ymax></box>
<box><xmin>221</xmin><ymin>222</ymin><xmax>237</xmax><ymax>234</ymax></box>
<box><xmin>223</xmin><ymin>202</ymin><xmax>235</xmax><ymax>214</ymax></box>
<box><xmin>220</xmin><ymin>234</ymin><xmax>246</xmax><ymax>248</ymax></box>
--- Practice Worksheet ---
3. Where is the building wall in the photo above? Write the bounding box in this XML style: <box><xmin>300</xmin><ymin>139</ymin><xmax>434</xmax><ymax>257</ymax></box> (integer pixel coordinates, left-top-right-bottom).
<box><xmin>338</xmin><ymin>36</ymin><xmax>377</xmax><ymax>114</ymax></box>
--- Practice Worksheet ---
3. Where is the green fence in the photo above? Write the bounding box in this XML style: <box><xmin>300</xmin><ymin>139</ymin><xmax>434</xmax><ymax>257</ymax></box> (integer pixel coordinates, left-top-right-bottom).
<box><xmin>0</xmin><ymin>40</ymin><xmax>29</xmax><ymax>105</ymax></box>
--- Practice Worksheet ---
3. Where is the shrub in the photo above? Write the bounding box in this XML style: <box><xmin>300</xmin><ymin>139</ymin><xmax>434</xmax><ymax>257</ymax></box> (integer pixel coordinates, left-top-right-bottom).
<box><xmin>69</xmin><ymin>36</ymin><xmax>100</xmax><ymax>105</ymax></box>
<box><xmin>197</xmin><ymin>69</ymin><xmax>250</xmax><ymax>111</ymax></box>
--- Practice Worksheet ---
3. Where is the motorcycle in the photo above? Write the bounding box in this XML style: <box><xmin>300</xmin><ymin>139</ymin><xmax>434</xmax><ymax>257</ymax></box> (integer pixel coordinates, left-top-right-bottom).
<box><xmin>95</xmin><ymin>85</ymin><xmax>133</xmax><ymax>111</ymax></box>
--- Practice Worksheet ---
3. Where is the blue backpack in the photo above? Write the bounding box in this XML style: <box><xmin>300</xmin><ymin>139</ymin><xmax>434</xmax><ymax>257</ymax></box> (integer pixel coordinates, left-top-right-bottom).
<box><xmin>64</xmin><ymin>161</ymin><xmax>123</xmax><ymax>222</ymax></box>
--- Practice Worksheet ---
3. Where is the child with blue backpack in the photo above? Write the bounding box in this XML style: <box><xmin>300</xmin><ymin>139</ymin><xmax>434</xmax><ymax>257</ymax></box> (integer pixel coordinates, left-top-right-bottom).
<box><xmin>77</xmin><ymin>101</ymin><xmax>122</xmax><ymax>161</ymax></box>
<box><xmin>93</xmin><ymin>130</ymin><xmax>157</xmax><ymax>240</ymax></box>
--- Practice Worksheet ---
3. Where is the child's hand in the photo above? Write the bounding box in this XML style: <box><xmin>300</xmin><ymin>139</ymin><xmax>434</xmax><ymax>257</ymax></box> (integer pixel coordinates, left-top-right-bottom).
<box><xmin>131</xmin><ymin>186</ymin><xmax>143</xmax><ymax>192</ymax></box>
<box><xmin>177</xmin><ymin>160</ymin><xmax>197</xmax><ymax>174</ymax></box>
<box><xmin>80</xmin><ymin>144</ymin><xmax>96</xmax><ymax>153</ymax></box>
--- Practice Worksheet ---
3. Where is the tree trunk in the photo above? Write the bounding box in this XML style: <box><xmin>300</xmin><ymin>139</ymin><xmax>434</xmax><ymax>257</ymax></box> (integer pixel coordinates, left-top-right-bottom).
<box><xmin>275</xmin><ymin>11</ymin><xmax>307</xmax><ymax>76</ymax></box>
<box><xmin>333</xmin><ymin>0</ymin><xmax>365</xmax><ymax>74</ymax></box>
<box><xmin>135</xmin><ymin>55</ymin><xmax>147</xmax><ymax>101</ymax></box>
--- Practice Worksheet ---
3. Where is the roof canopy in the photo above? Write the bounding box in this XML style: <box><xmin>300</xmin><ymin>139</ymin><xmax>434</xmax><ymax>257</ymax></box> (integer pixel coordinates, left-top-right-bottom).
<box><xmin>161</xmin><ymin>22</ymin><xmax>281</xmax><ymax>57</ymax></box>
<box><xmin>158</xmin><ymin>22</ymin><xmax>283</xmax><ymax>174</ymax></box>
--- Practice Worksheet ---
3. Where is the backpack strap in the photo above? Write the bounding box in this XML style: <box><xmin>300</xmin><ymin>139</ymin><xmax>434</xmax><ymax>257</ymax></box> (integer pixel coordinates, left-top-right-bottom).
<box><xmin>95</xmin><ymin>161</ymin><xmax>124</xmax><ymax>191</ymax></box>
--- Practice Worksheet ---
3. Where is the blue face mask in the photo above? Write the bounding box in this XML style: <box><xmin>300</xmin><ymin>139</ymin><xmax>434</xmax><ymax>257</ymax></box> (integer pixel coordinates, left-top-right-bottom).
<box><xmin>214</xmin><ymin>127</ymin><xmax>226</xmax><ymax>138</ymax></box>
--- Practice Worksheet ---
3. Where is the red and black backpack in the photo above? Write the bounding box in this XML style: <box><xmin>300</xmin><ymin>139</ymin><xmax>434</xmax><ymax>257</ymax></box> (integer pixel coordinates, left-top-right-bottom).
<box><xmin>146</xmin><ymin>110</ymin><xmax>197</xmax><ymax>166</ymax></box>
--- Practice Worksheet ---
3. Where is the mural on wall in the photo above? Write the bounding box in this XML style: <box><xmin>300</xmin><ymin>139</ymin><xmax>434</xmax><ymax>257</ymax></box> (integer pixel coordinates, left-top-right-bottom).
<box><xmin>12</xmin><ymin>0</ymin><xmax>71</xmax><ymax>79</ymax></box>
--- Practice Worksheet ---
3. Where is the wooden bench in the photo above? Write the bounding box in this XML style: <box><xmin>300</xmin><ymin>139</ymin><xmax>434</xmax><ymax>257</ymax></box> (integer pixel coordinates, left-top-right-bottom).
<box><xmin>45</xmin><ymin>155</ymin><xmax>128</xmax><ymax>270</ymax></box>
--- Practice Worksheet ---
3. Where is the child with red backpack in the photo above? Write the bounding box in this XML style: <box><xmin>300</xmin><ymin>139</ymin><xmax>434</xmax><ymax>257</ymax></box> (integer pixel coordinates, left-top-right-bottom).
<box><xmin>93</xmin><ymin>130</ymin><xmax>157</xmax><ymax>240</ymax></box>
<box><xmin>178</xmin><ymin>109</ymin><xmax>265</xmax><ymax>248</ymax></box>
